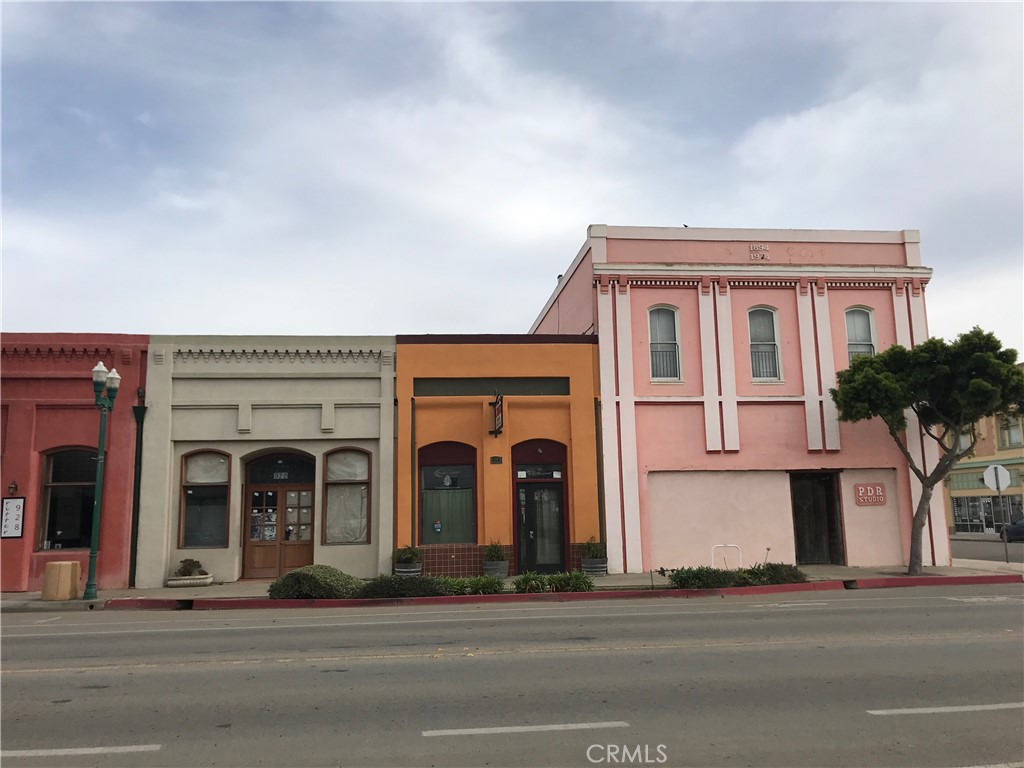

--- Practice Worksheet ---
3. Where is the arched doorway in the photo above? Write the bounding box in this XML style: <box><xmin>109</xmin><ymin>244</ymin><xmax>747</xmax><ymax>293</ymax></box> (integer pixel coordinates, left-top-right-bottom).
<box><xmin>243</xmin><ymin>453</ymin><xmax>315</xmax><ymax>579</ymax></box>
<box><xmin>512</xmin><ymin>439</ymin><xmax>567</xmax><ymax>574</ymax></box>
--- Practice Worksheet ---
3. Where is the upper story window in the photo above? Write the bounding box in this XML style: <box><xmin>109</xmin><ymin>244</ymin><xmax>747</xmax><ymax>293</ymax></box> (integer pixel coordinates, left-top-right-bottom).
<box><xmin>748</xmin><ymin>308</ymin><xmax>781</xmax><ymax>381</ymax></box>
<box><xmin>999</xmin><ymin>416</ymin><xmax>1023</xmax><ymax>449</ymax></box>
<box><xmin>40</xmin><ymin>449</ymin><xmax>96</xmax><ymax>550</ymax></box>
<box><xmin>324</xmin><ymin>449</ymin><xmax>370</xmax><ymax>544</ymax></box>
<box><xmin>845</xmin><ymin>308</ymin><xmax>876</xmax><ymax>363</ymax></box>
<box><xmin>649</xmin><ymin>307</ymin><xmax>681</xmax><ymax>381</ymax></box>
<box><xmin>180</xmin><ymin>451</ymin><xmax>230</xmax><ymax>548</ymax></box>
<box><xmin>955</xmin><ymin>429</ymin><xmax>974</xmax><ymax>453</ymax></box>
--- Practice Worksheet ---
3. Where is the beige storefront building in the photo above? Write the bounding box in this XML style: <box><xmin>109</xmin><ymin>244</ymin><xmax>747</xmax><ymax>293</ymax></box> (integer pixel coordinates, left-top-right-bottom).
<box><xmin>135</xmin><ymin>336</ymin><xmax>395</xmax><ymax>587</ymax></box>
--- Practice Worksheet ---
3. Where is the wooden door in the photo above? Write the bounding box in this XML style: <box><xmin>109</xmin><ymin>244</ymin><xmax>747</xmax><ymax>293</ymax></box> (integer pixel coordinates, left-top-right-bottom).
<box><xmin>243</xmin><ymin>485</ymin><xmax>315</xmax><ymax>578</ymax></box>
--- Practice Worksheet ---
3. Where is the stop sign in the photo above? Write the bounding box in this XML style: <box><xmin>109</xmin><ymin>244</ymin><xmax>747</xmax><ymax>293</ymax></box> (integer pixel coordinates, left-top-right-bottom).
<box><xmin>982</xmin><ymin>464</ymin><xmax>1012</xmax><ymax>493</ymax></box>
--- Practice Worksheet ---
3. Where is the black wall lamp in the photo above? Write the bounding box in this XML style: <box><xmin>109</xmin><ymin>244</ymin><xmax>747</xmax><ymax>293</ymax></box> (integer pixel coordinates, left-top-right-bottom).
<box><xmin>7</xmin><ymin>481</ymin><xmax>17</xmax><ymax>496</ymax></box>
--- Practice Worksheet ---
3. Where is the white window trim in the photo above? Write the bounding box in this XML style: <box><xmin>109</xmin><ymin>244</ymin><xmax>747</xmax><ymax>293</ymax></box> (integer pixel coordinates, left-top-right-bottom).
<box><xmin>648</xmin><ymin>305</ymin><xmax>682</xmax><ymax>382</ymax></box>
<box><xmin>748</xmin><ymin>306</ymin><xmax>782</xmax><ymax>383</ymax></box>
<box><xmin>845</xmin><ymin>306</ymin><xmax>877</xmax><ymax>363</ymax></box>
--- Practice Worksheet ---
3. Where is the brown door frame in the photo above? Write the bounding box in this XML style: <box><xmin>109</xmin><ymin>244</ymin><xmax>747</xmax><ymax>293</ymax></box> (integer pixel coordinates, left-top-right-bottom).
<box><xmin>243</xmin><ymin>482</ymin><xmax>317</xmax><ymax>579</ymax></box>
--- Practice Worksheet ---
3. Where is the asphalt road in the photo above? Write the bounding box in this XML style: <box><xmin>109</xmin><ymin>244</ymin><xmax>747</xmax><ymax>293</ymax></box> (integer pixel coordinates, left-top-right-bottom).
<box><xmin>2</xmin><ymin>585</ymin><xmax>1023</xmax><ymax>768</ymax></box>
<box><xmin>952</xmin><ymin>538</ymin><xmax>1024</xmax><ymax>564</ymax></box>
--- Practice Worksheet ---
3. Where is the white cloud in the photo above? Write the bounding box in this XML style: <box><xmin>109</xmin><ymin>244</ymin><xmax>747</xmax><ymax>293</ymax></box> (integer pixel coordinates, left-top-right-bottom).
<box><xmin>2</xmin><ymin>3</ymin><xmax>1020</xmax><ymax>353</ymax></box>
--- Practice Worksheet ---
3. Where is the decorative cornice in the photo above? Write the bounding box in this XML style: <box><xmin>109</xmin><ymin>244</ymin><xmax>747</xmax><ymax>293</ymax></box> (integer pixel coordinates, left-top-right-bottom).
<box><xmin>592</xmin><ymin>272</ymin><xmax>931</xmax><ymax>296</ymax></box>
<box><xmin>624</xmin><ymin>277</ymin><xmax>703</xmax><ymax>288</ymax></box>
<box><xmin>173</xmin><ymin>349</ymin><xmax>383</xmax><ymax>365</ymax></box>
<box><xmin>1</xmin><ymin>345</ymin><xmax>117</xmax><ymax>363</ymax></box>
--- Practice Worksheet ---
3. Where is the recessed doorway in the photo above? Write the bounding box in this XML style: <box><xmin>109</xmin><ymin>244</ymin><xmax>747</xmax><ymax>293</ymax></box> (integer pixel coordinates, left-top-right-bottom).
<box><xmin>243</xmin><ymin>453</ymin><xmax>315</xmax><ymax>579</ymax></box>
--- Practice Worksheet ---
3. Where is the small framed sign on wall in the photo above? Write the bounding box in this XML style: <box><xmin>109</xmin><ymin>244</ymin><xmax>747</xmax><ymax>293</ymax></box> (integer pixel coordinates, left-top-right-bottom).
<box><xmin>2</xmin><ymin>498</ymin><xmax>26</xmax><ymax>538</ymax></box>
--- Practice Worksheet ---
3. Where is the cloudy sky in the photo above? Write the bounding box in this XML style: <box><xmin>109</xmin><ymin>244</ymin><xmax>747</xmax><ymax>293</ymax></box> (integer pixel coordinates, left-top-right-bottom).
<box><xmin>3</xmin><ymin>2</ymin><xmax>1022</xmax><ymax>352</ymax></box>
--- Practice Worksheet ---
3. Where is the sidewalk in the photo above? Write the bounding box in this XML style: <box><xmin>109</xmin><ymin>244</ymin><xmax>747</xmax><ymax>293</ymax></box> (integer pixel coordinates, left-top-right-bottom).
<box><xmin>2</xmin><ymin>563</ymin><xmax>1020</xmax><ymax>613</ymax></box>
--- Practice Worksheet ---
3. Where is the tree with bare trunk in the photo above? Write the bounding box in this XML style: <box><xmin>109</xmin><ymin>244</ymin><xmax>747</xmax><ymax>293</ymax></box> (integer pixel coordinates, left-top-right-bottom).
<box><xmin>830</xmin><ymin>328</ymin><xmax>1024</xmax><ymax>575</ymax></box>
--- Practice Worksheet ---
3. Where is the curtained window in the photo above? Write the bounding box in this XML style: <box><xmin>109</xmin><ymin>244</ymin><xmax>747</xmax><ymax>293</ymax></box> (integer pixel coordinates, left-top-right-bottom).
<box><xmin>325</xmin><ymin>450</ymin><xmax>369</xmax><ymax>544</ymax></box>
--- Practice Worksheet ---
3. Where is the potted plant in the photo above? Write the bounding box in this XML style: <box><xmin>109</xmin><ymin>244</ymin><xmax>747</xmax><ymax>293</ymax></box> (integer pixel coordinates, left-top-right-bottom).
<box><xmin>394</xmin><ymin>546</ymin><xmax>423</xmax><ymax>577</ymax></box>
<box><xmin>166</xmin><ymin>558</ymin><xmax>214</xmax><ymax>588</ymax></box>
<box><xmin>481</xmin><ymin>541</ymin><xmax>509</xmax><ymax>579</ymax></box>
<box><xmin>579</xmin><ymin>537</ymin><xmax>608</xmax><ymax>576</ymax></box>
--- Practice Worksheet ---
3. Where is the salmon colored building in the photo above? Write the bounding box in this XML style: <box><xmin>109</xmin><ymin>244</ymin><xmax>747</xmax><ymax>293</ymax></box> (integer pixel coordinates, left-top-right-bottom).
<box><xmin>532</xmin><ymin>226</ymin><xmax>951</xmax><ymax>574</ymax></box>
<box><xmin>395</xmin><ymin>336</ymin><xmax>601</xmax><ymax>576</ymax></box>
<box><xmin>1</xmin><ymin>334</ymin><xmax>149</xmax><ymax>592</ymax></box>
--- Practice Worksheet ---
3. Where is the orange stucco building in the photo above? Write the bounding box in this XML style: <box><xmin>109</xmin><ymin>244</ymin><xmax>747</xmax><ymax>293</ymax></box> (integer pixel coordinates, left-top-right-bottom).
<box><xmin>395</xmin><ymin>335</ymin><xmax>601</xmax><ymax>576</ymax></box>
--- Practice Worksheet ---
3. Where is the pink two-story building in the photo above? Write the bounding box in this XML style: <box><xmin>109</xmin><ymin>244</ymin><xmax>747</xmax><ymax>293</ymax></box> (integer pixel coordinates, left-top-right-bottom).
<box><xmin>532</xmin><ymin>226</ymin><xmax>951</xmax><ymax>574</ymax></box>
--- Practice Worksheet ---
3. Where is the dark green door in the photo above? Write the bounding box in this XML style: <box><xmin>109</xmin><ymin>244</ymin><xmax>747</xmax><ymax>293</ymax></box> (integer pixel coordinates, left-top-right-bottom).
<box><xmin>516</xmin><ymin>483</ymin><xmax>564</xmax><ymax>574</ymax></box>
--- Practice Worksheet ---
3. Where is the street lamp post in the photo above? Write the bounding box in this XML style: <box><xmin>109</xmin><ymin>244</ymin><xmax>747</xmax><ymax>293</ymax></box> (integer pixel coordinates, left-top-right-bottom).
<box><xmin>83</xmin><ymin>362</ymin><xmax>120</xmax><ymax>601</ymax></box>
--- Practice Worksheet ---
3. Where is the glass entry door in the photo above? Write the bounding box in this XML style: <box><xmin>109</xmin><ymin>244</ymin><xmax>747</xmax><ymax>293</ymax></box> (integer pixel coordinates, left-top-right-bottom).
<box><xmin>516</xmin><ymin>483</ymin><xmax>565</xmax><ymax>574</ymax></box>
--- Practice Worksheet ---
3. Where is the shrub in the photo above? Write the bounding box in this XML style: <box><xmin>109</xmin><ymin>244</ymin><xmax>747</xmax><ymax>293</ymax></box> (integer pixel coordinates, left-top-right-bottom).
<box><xmin>463</xmin><ymin>575</ymin><xmax>506</xmax><ymax>595</ymax></box>
<box><xmin>395</xmin><ymin>546</ymin><xmax>422</xmax><ymax>564</ymax></box>
<box><xmin>356</xmin><ymin>575</ymin><xmax>448</xmax><ymax>599</ymax></box>
<box><xmin>174</xmin><ymin>559</ymin><xmax>208</xmax><ymax>577</ymax></box>
<box><xmin>667</xmin><ymin>566</ymin><xmax>738</xmax><ymax>590</ymax></box>
<box><xmin>745</xmin><ymin>562</ymin><xmax>808</xmax><ymax>585</ymax></box>
<box><xmin>546</xmin><ymin>571</ymin><xmax>594</xmax><ymax>593</ymax></box>
<box><xmin>579</xmin><ymin>537</ymin><xmax>607</xmax><ymax>559</ymax></box>
<box><xmin>431</xmin><ymin>576</ymin><xmax>468</xmax><ymax>595</ymax></box>
<box><xmin>667</xmin><ymin>563</ymin><xmax>809</xmax><ymax>589</ymax></box>
<box><xmin>268</xmin><ymin>565</ymin><xmax>361</xmax><ymax>599</ymax></box>
<box><xmin>511</xmin><ymin>572</ymin><xmax>548</xmax><ymax>593</ymax></box>
<box><xmin>482</xmin><ymin>541</ymin><xmax>507</xmax><ymax>562</ymax></box>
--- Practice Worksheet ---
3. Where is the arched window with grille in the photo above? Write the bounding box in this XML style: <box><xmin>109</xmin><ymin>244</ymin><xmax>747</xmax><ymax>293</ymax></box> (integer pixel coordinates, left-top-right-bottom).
<box><xmin>748</xmin><ymin>307</ymin><xmax>781</xmax><ymax>381</ymax></box>
<box><xmin>845</xmin><ymin>308</ymin><xmax>876</xmax><ymax>363</ymax></box>
<box><xmin>649</xmin><ymin>306</ymin><xmax>681</xmax><ymax>381</ymax></box>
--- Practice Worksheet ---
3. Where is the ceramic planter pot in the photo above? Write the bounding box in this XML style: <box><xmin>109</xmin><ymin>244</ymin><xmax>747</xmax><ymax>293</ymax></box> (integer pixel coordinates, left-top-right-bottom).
<box><xmin>166</xmin><ymin>574</ymin><xmax>214</xmax><ymax>588</ymax></box>
<box><xmin>581</xmin><ymin>558</ymin><xmax>608</xmax><ymax>577</ymax></box>
<box><xmin>394</xmin><ymin>562</ymin><xmax>422</xmax><ymax>577</ymax></box>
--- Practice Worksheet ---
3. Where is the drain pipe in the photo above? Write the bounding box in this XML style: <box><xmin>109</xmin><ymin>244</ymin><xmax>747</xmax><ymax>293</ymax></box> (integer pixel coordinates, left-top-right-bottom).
<box><xmin>129</xmin><ymin>396</ymin><xmax>147</xmax><ymax>588</ymax></box>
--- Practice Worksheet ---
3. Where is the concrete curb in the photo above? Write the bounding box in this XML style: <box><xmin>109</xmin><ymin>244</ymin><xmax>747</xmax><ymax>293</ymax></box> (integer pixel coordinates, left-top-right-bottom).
<box><xmin>0</xmin><ymin>599</ymin><xmax>105</xmax><ymax>613</ymax></box>
<box><xmin>845</xmin><ymin>574</ymin><xmax>1022</xmax><ymax>589</ymax></box>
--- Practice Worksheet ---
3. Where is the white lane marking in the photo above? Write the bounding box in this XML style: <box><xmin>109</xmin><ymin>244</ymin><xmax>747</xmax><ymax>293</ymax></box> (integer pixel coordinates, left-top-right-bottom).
<box><xmin>424</xmin><ymin>721</ymin><xmax>629</xmax><ymax>737</ymax></box>
<box><xmin>32</xmin><ymin>617</ymin><xmax>62</xmax><ymax>624</ymax></box>
<box><xmin>944</xmin><ymin>597</ymin><xmax>1018</xmax><ymax>603</ymax></box>
<box><xmin>868</xmin><ymin>702</ymin><xmax>1024</xmax><ymax>716</ymax></box>
<box><xmin>1</xmin><ymin>744</ymin><xmax>161</xmax><ymax>757</ymax></box>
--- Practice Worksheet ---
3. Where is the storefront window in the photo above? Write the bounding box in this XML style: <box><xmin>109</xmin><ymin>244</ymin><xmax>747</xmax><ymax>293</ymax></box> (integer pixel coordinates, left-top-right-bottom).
<box><xmin>181</xmin><ymin>452</ymin><xmax>229</xmax><ymax>548</ymax></box>
<box><xmin>324</xmin><ymin>450</ymin><xmax>369</xmax><ymax>544</ymax></box>
<box><xmin>41</xmin><ymin>449</ymin><xmax>96</xmax><ymax>550</ymax></box>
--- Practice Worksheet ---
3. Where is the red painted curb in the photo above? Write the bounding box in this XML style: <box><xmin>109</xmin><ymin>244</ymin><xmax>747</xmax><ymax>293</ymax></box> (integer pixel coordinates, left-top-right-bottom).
<box><xmin>848</xmin><ymin>574</ymin><xmax>1022</xmax><ymax>589</ymax></box>
<box><xmin>107</xmin><ymin>577</ymin><xmax>1019</xmax><ymax>610</ymax></box>
<box><xmin>720</xmin><ymin>581</ymin><xmax>846</xmax><ymax>596</ymax></box>
<box><xmin>103</xmin><ymin>580</ymin><xmax>850</xmax><ymax>610</ymax></box>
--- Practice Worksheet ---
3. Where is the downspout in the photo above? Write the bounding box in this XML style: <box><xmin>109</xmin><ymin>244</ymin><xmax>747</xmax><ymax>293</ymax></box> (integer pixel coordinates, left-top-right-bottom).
<box><xmin>410</xmin><ymin>397</ymin><xmax>417</xmax><ymax>546</ymax></box>
<box><xmin>129</xmin><ymin>395</ymin><xmax>147</xmax><ymax>588</ymax></box>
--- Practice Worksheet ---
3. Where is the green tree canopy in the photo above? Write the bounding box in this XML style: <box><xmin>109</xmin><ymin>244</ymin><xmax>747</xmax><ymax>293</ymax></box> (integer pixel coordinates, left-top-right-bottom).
<box><xmin>831</xmin><ymin>327</ymin><xmax>1024</xmax><ymax>574</ymax></box>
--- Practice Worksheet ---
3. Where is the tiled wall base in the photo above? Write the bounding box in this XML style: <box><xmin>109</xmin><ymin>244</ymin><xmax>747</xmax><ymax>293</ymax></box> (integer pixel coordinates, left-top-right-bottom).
<box><xmin>420</xmin><ymin>543</ymin><xmax>587</xmax><ymax>577</ymax></box>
